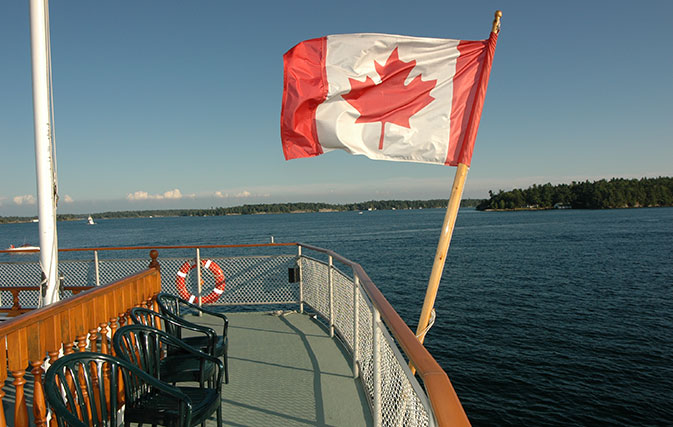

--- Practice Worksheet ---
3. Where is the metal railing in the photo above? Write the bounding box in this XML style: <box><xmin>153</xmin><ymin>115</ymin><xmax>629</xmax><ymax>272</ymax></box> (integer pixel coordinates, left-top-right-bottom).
<box><xmin>0</xmin><ymin>243</ymin><xmax>469</xmax><ymax>427</ymax></box>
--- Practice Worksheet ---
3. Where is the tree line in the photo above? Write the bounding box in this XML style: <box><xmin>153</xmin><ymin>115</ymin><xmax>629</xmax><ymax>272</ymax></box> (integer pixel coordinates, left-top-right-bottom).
<box><xmin>476</xmin><ymin>177</ymin><xmax>673</xmax><ymax>210</ymax></box>
<box><xmin>0</xmin><ymin>199</ymin><xmax>484</xmax><ymax>223</ymax></box>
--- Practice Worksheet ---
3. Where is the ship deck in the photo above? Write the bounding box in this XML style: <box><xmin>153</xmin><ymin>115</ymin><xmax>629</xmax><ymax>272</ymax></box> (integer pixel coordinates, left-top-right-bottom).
<box><xmin>184</xmin><ymin>310</ymin><xmax>372</xmax><ymax>426</ymax></box>
<box><xmin>2</xmin><ymin>311</ymin><xmax>372</xmax><ymax>426</ymax></box>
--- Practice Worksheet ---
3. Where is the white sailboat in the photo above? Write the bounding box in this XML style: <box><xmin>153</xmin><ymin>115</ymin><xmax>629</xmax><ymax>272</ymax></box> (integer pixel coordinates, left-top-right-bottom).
<box><xmin>87</xmin><ymin>215</ymin><xmax>95</xmax><ymax>225</ymax></box>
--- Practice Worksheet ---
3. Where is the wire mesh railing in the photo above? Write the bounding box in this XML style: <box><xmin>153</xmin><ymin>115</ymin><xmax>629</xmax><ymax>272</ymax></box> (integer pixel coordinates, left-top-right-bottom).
<box><xmin>299</xmin><ymin>253</ymin><xmax>434</xmax><ymax>427</ymax></box>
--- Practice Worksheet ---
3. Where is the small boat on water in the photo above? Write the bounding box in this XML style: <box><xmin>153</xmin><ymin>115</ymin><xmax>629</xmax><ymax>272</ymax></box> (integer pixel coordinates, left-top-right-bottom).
<box><xmin>5</xmin><ymin>244</ymin><xmax>40</xmax><ymax>252</ymax></box>
<box><xmin>87</xmin><ymin>215</ymin><xmax>95</xmax><ymax>225</ymax></box>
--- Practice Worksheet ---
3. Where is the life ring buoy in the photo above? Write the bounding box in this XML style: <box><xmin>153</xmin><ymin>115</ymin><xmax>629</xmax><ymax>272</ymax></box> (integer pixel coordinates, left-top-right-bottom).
<box><xmin>175</xmin><ymin>259</ymin><xmax>226</xmax><ymax>304</ymax></box>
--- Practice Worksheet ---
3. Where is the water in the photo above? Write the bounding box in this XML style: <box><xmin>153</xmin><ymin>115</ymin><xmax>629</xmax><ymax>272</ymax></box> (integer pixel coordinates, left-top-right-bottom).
<box><xmin>2</xmin><ymin>207</ymin><xmax>672</xmax><ymax>425</ymax></box>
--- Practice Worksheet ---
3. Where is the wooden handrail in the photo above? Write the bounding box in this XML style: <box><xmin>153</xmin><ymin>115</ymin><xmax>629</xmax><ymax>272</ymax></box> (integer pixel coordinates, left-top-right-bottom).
<box><xmin>0</xmin><ymin>257</ymin><xmax>162</xmax><ymax>427</ymax></box>
<box><xmin>298</xmin><ymin>243</ymin><xmax>470</xmax><ymax>427</ymax></box>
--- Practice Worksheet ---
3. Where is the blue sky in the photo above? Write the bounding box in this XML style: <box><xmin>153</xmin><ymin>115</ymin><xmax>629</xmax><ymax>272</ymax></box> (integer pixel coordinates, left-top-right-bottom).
<box><xmin>1</xmin><ymin>1</ymin><xmax>671</xmax><ymax>216</ymax></box>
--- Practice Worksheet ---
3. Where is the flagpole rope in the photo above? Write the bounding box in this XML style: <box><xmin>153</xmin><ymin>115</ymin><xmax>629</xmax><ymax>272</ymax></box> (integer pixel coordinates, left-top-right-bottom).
<box><xmin>415</xmin><ymin>309</ymin><xmax>436</xmax><ymax>341</ymax></box>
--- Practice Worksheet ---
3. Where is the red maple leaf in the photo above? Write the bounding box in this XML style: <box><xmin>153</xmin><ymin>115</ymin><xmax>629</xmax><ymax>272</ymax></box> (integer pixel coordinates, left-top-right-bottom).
<box><xmin>342</xmin><ymin>47</ymin><xmax>437</xmax><ymax>150</ymax></box>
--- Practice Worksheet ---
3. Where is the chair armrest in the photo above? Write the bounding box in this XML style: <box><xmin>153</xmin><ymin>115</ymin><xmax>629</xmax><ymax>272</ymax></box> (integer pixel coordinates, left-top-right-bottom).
<box><xmin>158</xmin><ymin>292</ymin><xmax>228</xmax><ymax>338</ymax></box>
<box><xmin>166</xmin><ymin>313</ymin><xmax>219</xmax><ymax>345</ymax></box>
<box><xmin>159</xmin><ymin>331</ymin><xmax>225</xmax><ymax>388</ymax></box>
<box><xmin>179</xmin><ymin>298</ymin><xmax>228</xmax><ymax>332</ymax></box>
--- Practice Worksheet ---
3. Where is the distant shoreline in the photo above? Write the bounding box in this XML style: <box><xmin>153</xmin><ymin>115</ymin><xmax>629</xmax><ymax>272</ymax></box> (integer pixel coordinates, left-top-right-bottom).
<box><xmin>0</xmin><ymin>199</ymin><xmax>484</xmax><ymax>224</ymax></box>
<box><xmin>4</xmin><ymin>175</ymin><xmax>672</xmax><ymax>224</ymax></box>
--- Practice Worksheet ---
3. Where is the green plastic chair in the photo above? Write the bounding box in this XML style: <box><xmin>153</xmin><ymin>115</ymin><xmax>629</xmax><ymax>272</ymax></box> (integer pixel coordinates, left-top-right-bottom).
<box><xmin>129</xmin><ymin>307</ymin><xmax>221</xmax><ymax>385</ymax></box>
<box><xmin>45</xmin><ymin>351</ymin><xmax>194</xmax><ymax>427</ymax></box>
<box><xmin>112</xmin><ymin>324</ymin><xmax>223</xmax><ymax>426</ymax></box>
<box><xmin>156</xmin><ymin>293</ymin><xmax>229</xmax><ymax>383</ymax></box>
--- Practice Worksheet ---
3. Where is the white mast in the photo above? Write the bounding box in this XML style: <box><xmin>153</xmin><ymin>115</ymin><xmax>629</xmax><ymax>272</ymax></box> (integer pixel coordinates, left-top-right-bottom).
<box><xmin>30</xmin><ymin>0</ymin><xmax>59</xmax><ymax>306</ymax></box>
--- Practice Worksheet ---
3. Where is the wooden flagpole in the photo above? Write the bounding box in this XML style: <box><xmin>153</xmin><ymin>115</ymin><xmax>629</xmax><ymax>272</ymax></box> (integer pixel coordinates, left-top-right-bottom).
<box><xmin>413</xmin><ymin>11</ymin><xmax>502</xmax><ymax>350</ymax></box>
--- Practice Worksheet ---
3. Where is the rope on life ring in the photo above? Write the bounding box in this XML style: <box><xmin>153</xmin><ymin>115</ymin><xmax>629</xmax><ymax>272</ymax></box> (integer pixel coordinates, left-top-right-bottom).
<box><xmin>175</xmin><ymin>259</ymin><xmax>226</xmax><ymax>304</ymax></box>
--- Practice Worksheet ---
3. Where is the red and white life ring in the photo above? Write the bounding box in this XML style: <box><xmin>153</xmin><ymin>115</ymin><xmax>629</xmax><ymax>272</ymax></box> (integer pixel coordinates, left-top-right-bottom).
<box><xmin>175</xmin><ymin>259</ymin><xmax>226</xmax><ymax>304</ymax></box>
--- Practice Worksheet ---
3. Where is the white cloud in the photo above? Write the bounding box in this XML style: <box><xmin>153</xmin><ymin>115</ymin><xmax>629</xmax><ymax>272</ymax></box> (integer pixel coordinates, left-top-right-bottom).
<box><xmin>214</xmin><ymin>189</ymin><xmax>260</xmax><ymax>198</ymax></box>
<box><xmin>13</xmin><ymin>195</ymin><xmax>36</xmax><ymax>205</ymax></box>
<box><xmin>162</xmin><ymin>189</ymin><xmax>182</xmax><ymax>199</ymax></box>
<box><xmin>126</xmin><ymin>189</ymin><xmax>184</xmax><ymax>201</ymax></box>
<box><xmin>127</xmin><ymin>191</ymin><xmax>150</xmax><ymax>201</ymax></box>
<box><xmin>63</xmin><ymin>195</ymin><xmax>74</xmax><ymax>203</ymax></box>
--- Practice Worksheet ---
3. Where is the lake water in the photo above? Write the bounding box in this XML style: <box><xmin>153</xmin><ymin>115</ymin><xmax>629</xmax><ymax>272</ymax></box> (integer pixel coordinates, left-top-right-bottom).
<box><xmin>2</xmin><ymin>207</ymin><xmax>672</xmax><ymax>425</ymax></box>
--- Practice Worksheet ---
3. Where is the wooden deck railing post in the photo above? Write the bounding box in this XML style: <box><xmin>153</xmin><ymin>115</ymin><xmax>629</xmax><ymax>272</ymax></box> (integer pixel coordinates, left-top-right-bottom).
<box><xmin>31</xmin><ymin>360</ymin><xmax>47</xmax><ymax>427</ymax></box>
<box><xmin>107</xmin><ymin>293</ymin><xmax>118</xmax><ymax>355</ymax></box>
<box><xmin>149</xmin><ymin>249</ymin><xmax>160</xmax><ymax>271</ymax></box>
<box><xmin>8</xmin><ymin>329</ymin><xmax>29</xmax><ymax>427</ymax></box>
<box><xmin>11</xmin><ymin>290</ymin><xmax>21</xmax><ymax>313</ymax></box>
<box><xmin>0</xmin><ymin>335</ymin><xmax>8</xmax><ymax>427</ymax></box>
<box><xmin>26</xmin><ymin>320</ymin><xmax>47</xmax><ymax>427</ymax></box>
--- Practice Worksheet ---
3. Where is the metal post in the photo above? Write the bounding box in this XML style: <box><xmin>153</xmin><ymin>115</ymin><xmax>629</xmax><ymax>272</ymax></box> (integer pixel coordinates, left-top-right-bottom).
<box><xmin>328</xmin><ymin>255</ymin><xmax>334</xmax><ymax>338</ymax></box>
<box><xmin>298</xmin><ymin>245</ymin><xmax>304</xmax><ymax>313</ymax></box>
<box><xmin>94</xmin><ymin>250</ymin><xmax>100</xmax><ymax>286</ymax></box>
<box><xmin>196</xmin><ymin>248</ymin><xmax>202</xmax><ymax>312</ymax></box>
<box><xmin>353</xmin><ymin>273</ymin><xmax>360</xmax><ymax>378</ymax></box>
<box><xmin>373</xmin><ymin>307</ymin><xmax>382</xmax><ymax>427</ymax></box>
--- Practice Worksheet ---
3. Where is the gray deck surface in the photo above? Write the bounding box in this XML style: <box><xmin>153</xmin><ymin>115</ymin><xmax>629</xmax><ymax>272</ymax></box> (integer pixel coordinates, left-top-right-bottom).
<box><xmin>185</xmin><ymin>311</ymin><xmax>372</xmax><ymax>426</ymax></box>
<box><xmin>1</xmin><ymin>311</ymin><xmax>371</xmax><ymax>426</ymax></box>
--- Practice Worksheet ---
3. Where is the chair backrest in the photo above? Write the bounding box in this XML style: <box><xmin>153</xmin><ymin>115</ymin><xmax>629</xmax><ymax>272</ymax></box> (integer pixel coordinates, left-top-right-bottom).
<box><xmin>113</xmin><ymin>324</ymin><xmax>183</xmax><ymax>378</ymax></box>
<box><xmin>129</xmin><ymin>306</ymin><xmax>184</xmax><ymax>340</ymax></box>
<box><xmin>45</xmin><ymin>351</ymin><xmax>191</xmax><ymax>427</ymax></box>
<box><xmin>129</xmin><ymin>306</ymin><xmax>214</xmax><ymax>342</ymax></box>
<box><xmin>113</xmin><ymin>324</ymin><xmax>223</xmax><ymax>384</ymax></box>
<box><xmin>157</xmin><ymin>292</ymin><xmax>184</xmax><ymax>317</ymax></box>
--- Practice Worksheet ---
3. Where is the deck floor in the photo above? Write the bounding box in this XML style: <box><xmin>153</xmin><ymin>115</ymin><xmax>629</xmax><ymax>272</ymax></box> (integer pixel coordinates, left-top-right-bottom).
<box><xmin>185</xmin><ymin>311</ymin><xmax>372</xmax><ymax>426</ymax></box>
<box><xmin>1</xmin><ymin>311</ymin><xmax>371</xmax><ymax>426</ymax></box>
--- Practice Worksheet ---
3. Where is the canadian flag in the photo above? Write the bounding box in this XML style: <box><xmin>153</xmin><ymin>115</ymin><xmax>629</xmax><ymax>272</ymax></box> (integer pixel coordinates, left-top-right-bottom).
<box><xmin>281</xmin><ymin>32</ymin><xmax>497</xmax><ymax>167</ymax></box>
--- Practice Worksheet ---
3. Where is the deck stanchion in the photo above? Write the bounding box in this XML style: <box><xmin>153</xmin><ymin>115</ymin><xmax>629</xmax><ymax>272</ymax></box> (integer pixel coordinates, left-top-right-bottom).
<box><xmin>94</xmin><ymin>250</ymin><xmax>100</xmax><ymax>286</ymax></box>
<box><xmin>353</xmin><ymin>273</ymin><xmax>360</xmax><ymax>378</ymax></box>
<box><xmin>298</xmin><ymin>245</ymin><xmax>304</xmax><ymax>313</ymax></box>
<box><xmin>372</xmin><ymin>307</ymin><xmax>382</xmax><ymax>427</ymax></box>
<box><xmin>196</xmin><ymin>248</ymin><xmax>202</xmax><ymax>312</ymax></box>
<box><xmin>31</xmin><ymin>361</ymin><xmax>47</xmax><ymax>427</ymax></box>
<box><xmin>328</xmin><ymin>255</ymin><xmax>334</xmax><ymax>338</ymax></box>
